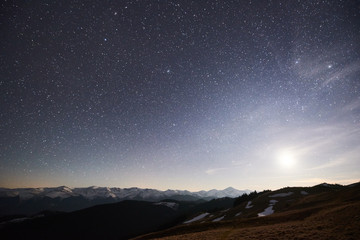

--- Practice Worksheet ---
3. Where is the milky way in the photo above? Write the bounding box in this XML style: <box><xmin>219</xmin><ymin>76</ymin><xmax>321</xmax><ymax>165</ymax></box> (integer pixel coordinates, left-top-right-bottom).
<box><xmin>1</xmin><ymin>1</ymin><xmax>359</xmax><ymax>190</ymax></box>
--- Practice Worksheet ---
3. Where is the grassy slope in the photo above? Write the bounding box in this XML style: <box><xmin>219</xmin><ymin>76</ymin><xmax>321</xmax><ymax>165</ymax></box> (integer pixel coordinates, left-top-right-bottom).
<box><xmin>133</xmin><ymin>183</ymin><xmax>360</xmax><ymax>240</ymax></box>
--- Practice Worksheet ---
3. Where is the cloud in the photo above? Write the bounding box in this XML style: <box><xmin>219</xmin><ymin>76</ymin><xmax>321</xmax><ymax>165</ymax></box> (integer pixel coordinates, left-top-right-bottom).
<box><xmin>231</xmin><ymin>160</ymin><xmax>251</xmax><ymax>166</ymax></box>
<box><xmin>294</xmin><ymin>43</ymin><xmax>360</xmax><ymax>88</ymax></box>
<box><xmin>307</xmin><ymin>158</ymin><xmax>346</xmax><ymax>170</ymax></box>
<box><xmin>205</xmin><ymin>168</ymin><xmax>227</xmax><ymax>175</ymax></box>
<box><xmin>342</xmin><ymin>98</ymin><xmax>360</xmax><ymax>112</ymax></box>
<box><xmin>322</xmin><ymin>60</ymin><xmax>360</xmax><ymax>86</ymax></box>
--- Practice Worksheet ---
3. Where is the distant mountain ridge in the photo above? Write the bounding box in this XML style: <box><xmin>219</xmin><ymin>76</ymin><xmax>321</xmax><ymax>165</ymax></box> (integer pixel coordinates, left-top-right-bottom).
<box><xmin>0</xmin><ymin>186</ymin><xmax>250</xmax><ymax>216</ymax></box>
<box><xmin>0</xmin><ymin>186</ymin><xmax>250</xmax><ymax>201</ymax></box>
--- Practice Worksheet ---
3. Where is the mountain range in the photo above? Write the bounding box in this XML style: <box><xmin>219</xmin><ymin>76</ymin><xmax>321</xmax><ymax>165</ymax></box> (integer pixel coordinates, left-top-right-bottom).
<box><xmin>0</xmin><ymin>186</ymin><xmax>249</xmax><ymax>200</ymax></box>
<box><xmin>0</xmin><ymin>186</ymin><xmax>250</xmax><ymax>216</ymax></box>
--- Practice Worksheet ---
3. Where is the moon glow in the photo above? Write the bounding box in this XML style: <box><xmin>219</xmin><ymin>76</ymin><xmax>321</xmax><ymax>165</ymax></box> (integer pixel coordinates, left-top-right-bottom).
<box><xmin>277</xmin><ymin>150</ymin><xmax>296</xmax><ymax>168</ymax></box>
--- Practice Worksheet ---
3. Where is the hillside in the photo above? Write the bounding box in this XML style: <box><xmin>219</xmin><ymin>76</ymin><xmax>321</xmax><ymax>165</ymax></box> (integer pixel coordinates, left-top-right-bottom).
<box><xmin>133</xmin><ymin>183</ymin><xmax>360</xmax><ymax>240</ymax></box>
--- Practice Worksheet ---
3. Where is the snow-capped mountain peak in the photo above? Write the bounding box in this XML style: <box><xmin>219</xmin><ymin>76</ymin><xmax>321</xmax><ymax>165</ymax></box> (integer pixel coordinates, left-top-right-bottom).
<box><xmin>0</xmin><ymin>186</ymin><xmax>251</xmax><ymax>201</ymax></box>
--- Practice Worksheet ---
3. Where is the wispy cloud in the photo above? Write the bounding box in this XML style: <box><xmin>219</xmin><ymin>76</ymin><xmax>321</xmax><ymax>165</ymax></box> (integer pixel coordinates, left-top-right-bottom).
<box><xmin>322</xmin><ymin>60</ymin><xmax>360</xmax><ymax>86</ymax></box>
<box><xmin>205</xmin><ymin>168</ymin><xmax>227</xmax><ymax>175</ymax></box>
<box><xmin>342</xmin><ymin>98</ymin><xmax>360</xmax><ymax>112</ymax></box>
<box><xmin>307</xmin><ymin>158</ymin><xmax>346</xmax><ymax>170</ymax></box>
<box><xmin>295</xmin><ymin>43</ymin><xmax>360</xmax><ymax>87</ymax></box>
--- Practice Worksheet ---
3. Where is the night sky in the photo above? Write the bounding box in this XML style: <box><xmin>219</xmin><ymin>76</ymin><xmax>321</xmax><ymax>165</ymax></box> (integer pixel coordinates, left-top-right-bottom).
<box><xmin>1</xmin><ymin>0</ymin><xmax>360</xmax><ymax>191</ymax></box>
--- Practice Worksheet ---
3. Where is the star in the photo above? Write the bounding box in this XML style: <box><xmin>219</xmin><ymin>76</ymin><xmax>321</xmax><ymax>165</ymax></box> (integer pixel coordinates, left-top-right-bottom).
<box><xmin>1</xmin><ymin>0</ymin><xmax>359</xmax><ymax>190</ymax></box>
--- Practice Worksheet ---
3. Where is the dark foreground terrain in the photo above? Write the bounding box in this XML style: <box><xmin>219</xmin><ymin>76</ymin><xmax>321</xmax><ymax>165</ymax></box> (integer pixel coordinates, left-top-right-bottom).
<box><xmin>0</xmin><ymin>197</ymin><xmax>234</xmax><ymax>239</ymax></box>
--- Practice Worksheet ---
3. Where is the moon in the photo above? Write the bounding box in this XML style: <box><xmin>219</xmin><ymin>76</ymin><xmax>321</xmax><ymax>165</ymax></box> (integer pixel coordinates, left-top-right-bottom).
<box><xmin>277</xmin><ymin>149</ymin><xmax>296</xmax><ymax>168</ymax></box>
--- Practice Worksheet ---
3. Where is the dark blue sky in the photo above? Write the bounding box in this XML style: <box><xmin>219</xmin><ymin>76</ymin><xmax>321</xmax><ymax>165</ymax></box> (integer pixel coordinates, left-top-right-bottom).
<box><xmin>1</xmin><ymin>0</ymin><xmax>359</xmax><ymax>190</ymax></box>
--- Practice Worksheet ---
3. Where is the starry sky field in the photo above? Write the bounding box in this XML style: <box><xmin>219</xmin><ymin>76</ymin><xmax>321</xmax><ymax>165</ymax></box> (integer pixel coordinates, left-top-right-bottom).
<box><xmin>1</xmin><ymin>0</ymin><xmax>359</xmax><ymax>191</ymax></box>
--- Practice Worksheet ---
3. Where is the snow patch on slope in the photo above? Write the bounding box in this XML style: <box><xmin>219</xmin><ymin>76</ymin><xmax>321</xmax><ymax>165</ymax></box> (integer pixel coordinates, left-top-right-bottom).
<box><xmin>212</xmin><ymin>216</ymin><xmax>225</xmax><ymax>222</ymax></box>
<box><xmin>258</xmin><ymin>199</ymin><xmax>278</xmax><ymax>217</ymax></box>
<box><xmin>269</xmin><ymin>199</ymin><xmax>278</xmax><ymax>204</ymax></box>
<box><xmin>245</xmin><ymin>201</ymin><xmax>253</xmax><ymax>209</ymax></box>
<box><xmin>258</xmin><ymin>206</ymin><xmax>274</xmax><ymax>217</ymax></box>
<box><xmin>183</xmin><ymin>213</ymin><xmax>209</xmax><ymax>224</ymax></box>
